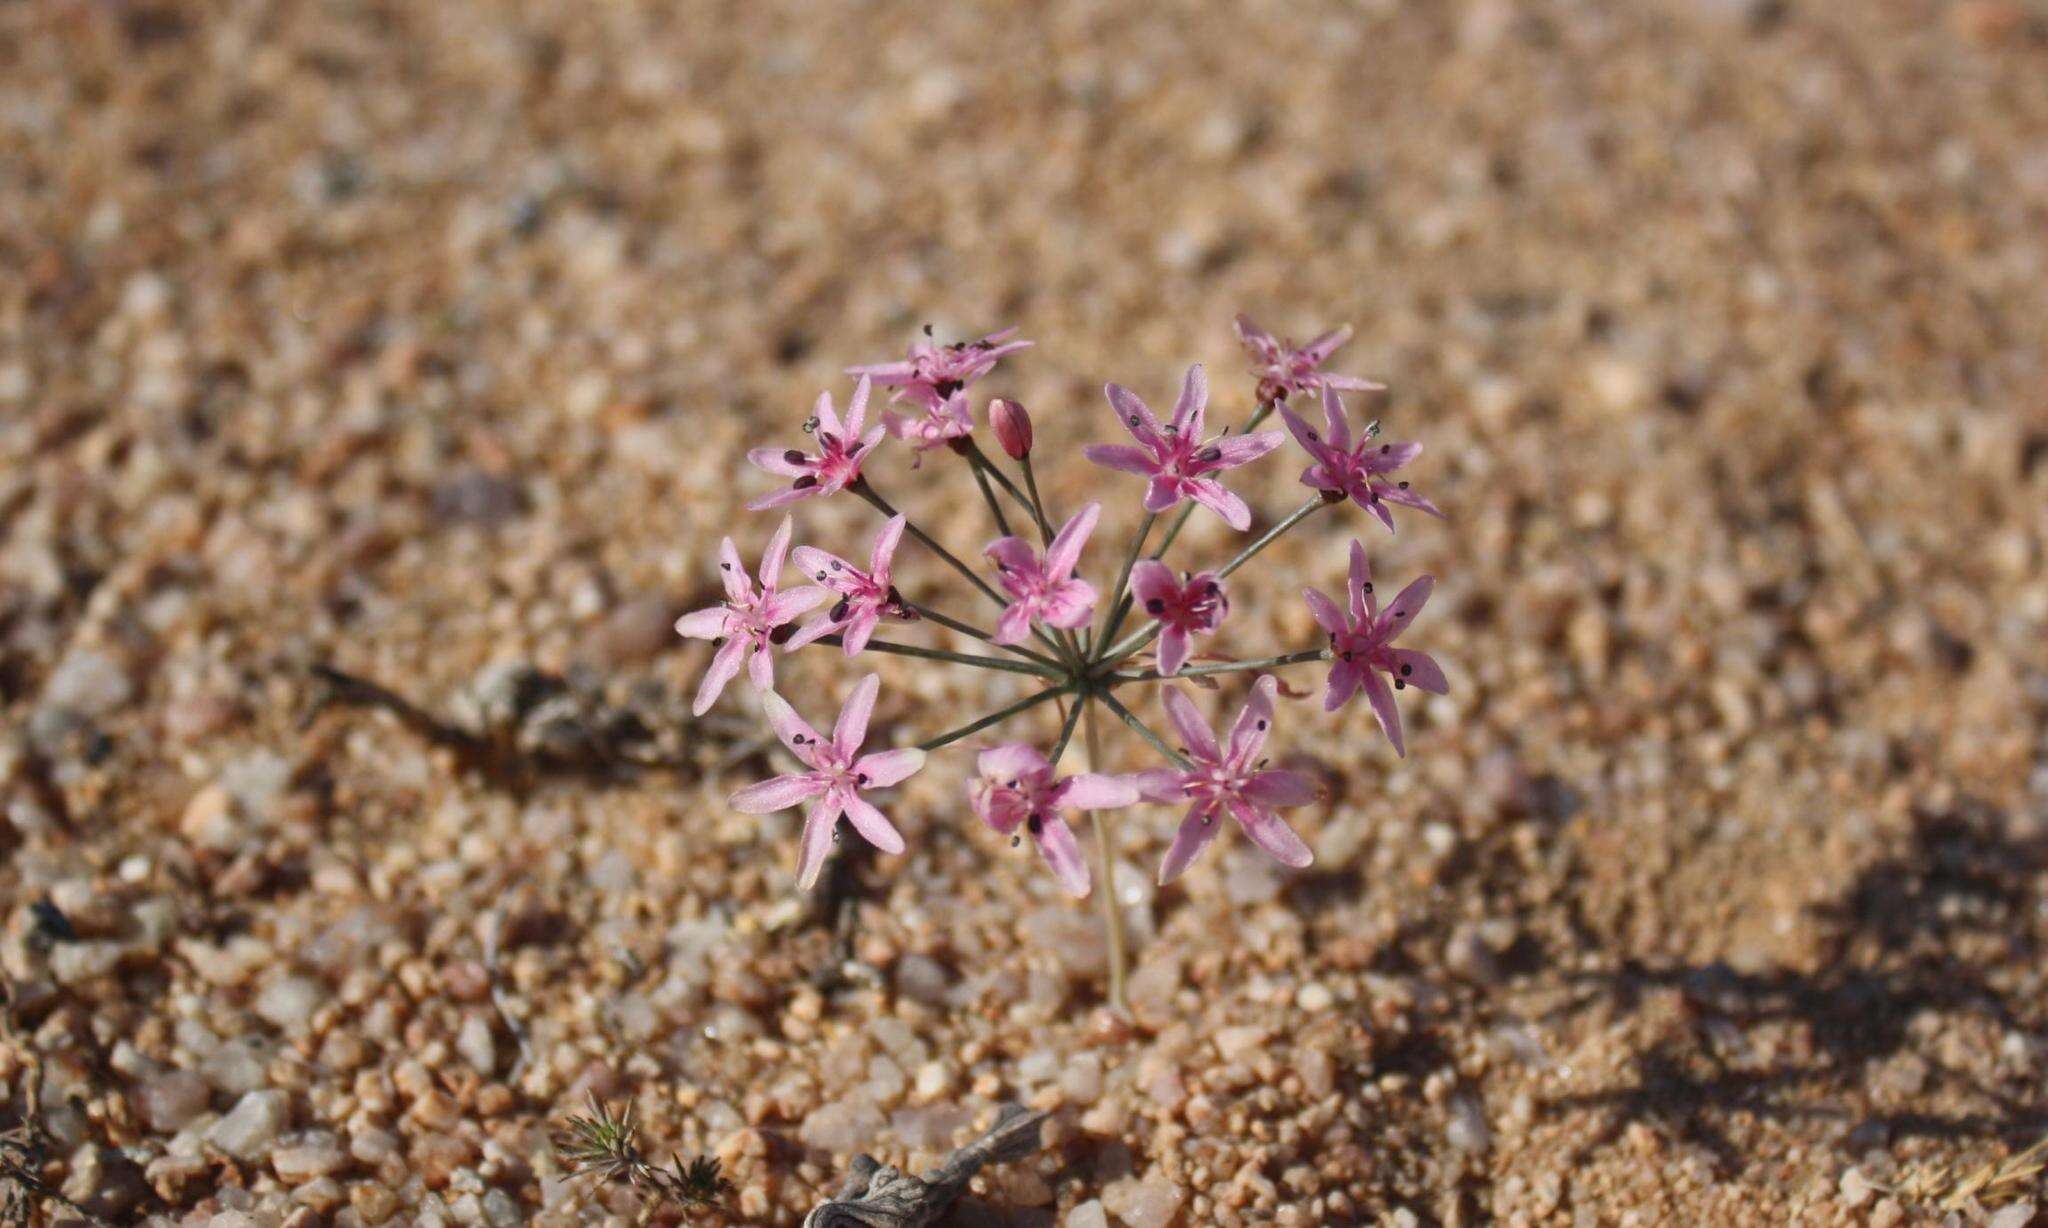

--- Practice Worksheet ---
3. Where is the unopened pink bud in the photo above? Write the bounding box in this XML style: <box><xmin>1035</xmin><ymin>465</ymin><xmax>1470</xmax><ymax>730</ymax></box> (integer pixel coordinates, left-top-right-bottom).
<box><xmin>990</xmin><ymin>398</ymin><xmax>1033</xmax><ymax>460</ymax></box>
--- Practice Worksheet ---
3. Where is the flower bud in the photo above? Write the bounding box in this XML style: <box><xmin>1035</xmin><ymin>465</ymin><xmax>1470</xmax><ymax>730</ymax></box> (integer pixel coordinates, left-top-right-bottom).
<box><xmin>989</xmin><ymin>398</ymin><xmax>1033</xmax><ymax>460</ymax></box>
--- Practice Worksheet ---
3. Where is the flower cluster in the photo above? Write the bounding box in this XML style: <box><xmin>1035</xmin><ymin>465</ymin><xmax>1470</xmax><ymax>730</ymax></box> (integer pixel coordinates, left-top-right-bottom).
<box><xmin>681</xmin><ymin>315</ymin><xmax>1450</xmax><ymax>1006</ymax></box>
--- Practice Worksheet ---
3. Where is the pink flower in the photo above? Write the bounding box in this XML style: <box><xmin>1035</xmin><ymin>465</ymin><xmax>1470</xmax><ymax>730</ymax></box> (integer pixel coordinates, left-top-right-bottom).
<box><xmin>1280</xmin><ymin>385</ymin><xmax>1443</xmax><ymax>533</ymax></box>
<box><xmin>1128</xmin><ymin>562</ymin><xmax>1229</xmax><ymax>677</ymax></box>
<box><xmin>673</xmin><ymin>517</ymin><xmax>828</xmax><ymax>715</ymax></box>
<box><xmin>971</xmin><ymin>743</ymin><xmax>1139</xmax><ymax>897</ymax></box>
<box><xmin>1133</xmin><ymin>676</ymin><xmax>1320</xmax><ymax>882</ymax></box>
<box><xmin>1083</xmin><ymin>365</ymin><xmax>1285</xmax><ymax>531</ymax></box>
<box><xmin>746</xmin><ymin>377</ymin><xmax>885</xmax><ymax>510</ymax></box>
<box><xmin>848</xmin><ymin>326</ymin><xmax>1032</xmax><ymax>410</ymax></box>
<box><xmin>884</xmin><ymin>391</ymin><xmax>974</xmax><ymax>465</ymax></box>
<box><xmin>1302</xmin><ymin>540</ymin><xmax>1446</xmax><ymax>757</ymax></box>
<box><xmin>989</xmin><ymin>397</ymin><xmax>1033</xmax><ymax>460</ymax></box>
<box><xmin>729</xmin><ymin>675</ymin><xmax>926</xmax><ymax>890</ymax></box>
<box><xmin>787</xmin><ymin>514</ymin><xmax>918</xmax><ymax>655</ymax></box>
<box><xmin>986</xmin><ymin>502</ymin><xmax>1100</xmax><ymax>645</ymax></box>
<box><xmin>1233</xmin><ymin>313</ymin><xmax>1386</xmax><ymax>404</ymax></box>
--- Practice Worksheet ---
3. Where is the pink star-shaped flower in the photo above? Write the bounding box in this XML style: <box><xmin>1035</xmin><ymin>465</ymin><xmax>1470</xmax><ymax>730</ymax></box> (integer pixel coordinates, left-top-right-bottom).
<box><xmin>1128</xmin><ymin>562</ymin><xmax>1229</xmax><ymax>677</ymax></box>
<box><xmin>1280</xmin><ymin>385</ymin><xmax>1443</xmax><ymax>533</ymax></box>
<box><xmin>971</xmin><ymin>743</ymin><xmax>1139</xmax><ymax>897</ymax></box>
<box><xmin>786</xmin><ymin>514</ymin><xmax>918</xmax><ymax>656</ymax></box>
<box><xmin>883</xmin><ymin>391</ymin><xmax>974</xmax><ymax>465</ymax></box>
<box><xmin>729</xmin><ymin>675</ymin><xmax>926</xmax><ymax>890</ymax></box>
<box><xmin>1132</xmin><ymin>676</ymin><xmax>1321</xmax><ymax>882</ymax></box>
<box><xmin>985</xmin><ymin>502</ymin><xmax>1100</xmax><ymax>646</ymax></box>
<box><xmin>673</xmin><ymin>517</ymin><xmax>828</xmax><ymax>715</ymax></box>
<box><xmin>1083</xmin><ymin>365</ymin><xmax>1284</xmax><ymax>531</ymax></box>
<box><xmin>746</xmin><ymin>377</ymin><xmax>885</xmax><ymax>510</ymax></box>
<box><xmin>1301</xmin><ymin>540</ymin><xmax>1447</xmax><ymax>757</ymax></box>
<box><xmin>1233</xmin><ymin>313</ymin><xmax>1386</xmax><ymax>404</ymax></box>
<box><xmin>848</xmin><ymin>326</ymin><xmax>1032</xmax><ymax>410</ymax></box>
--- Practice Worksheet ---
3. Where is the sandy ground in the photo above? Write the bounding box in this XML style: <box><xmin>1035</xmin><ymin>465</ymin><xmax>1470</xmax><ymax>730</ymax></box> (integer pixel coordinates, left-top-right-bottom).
<box><xmin>4</xmin><ymin>0</ymin><xmax>2048</xmax><ymax>1224</ymax></box>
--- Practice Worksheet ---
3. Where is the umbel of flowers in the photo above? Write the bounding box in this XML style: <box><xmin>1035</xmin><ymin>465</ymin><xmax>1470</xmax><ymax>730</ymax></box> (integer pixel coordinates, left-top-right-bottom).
<box><xmin>678</xmin><ymin>318</ymin><xmax>1447</xmax><ymax>1009</ymax></box>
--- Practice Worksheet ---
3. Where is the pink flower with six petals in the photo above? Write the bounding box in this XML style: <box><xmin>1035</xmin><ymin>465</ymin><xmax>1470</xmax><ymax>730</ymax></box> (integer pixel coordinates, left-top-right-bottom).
<box><xmin>986</xmin><ymin>502</ymin><xmax>1100</xmax><ymax>646</ymax></box>
<box><xmin>1301</xmin><ymin>540</ymin><xmax>1447</xmax><ymax>757</ymax></box>
<box><xmin>746</xmin><ymin>377</ymin><xmax>885</xmax><ymax>510</ymax></box>
<box><xmin>1084</xmin><ymin>365</ymin><xmax>1285</xmax><ymax>531</ymax></box>
<box><xmin>1281</xmin><ymin>385</ymin><xmax>1442</xmax><ymax>533</ymax></box>
<box><xmin>1233</xmin><ymin>313</ymin><xmax>1386</xmax><ymax>404</ymax></box>
<box><xmin>786</xmin><ymin>515</ymin><xmax>918</xmax><ymax>656</ymax></box>
<box><xmin>883</xmin><ymin>391</ymin><xmax>974</xmax><ymax>465</ymax></box>
<box><xmin>1128</xmin><ymin>561</ymin><xmax>1229</xmax><ymax>677</ymax></box>
<box><xmin>971</xmin><ymin>744</ymin><xmax>1139</xmax><ymax>897</ymax></box>
<box><xmin>729</xmin><ymin>675</ymin><xmax>926</xmax><ymax>890</ymax></box>
<box><xmin>1133</xmin><ymin>675</ymin><xmax>1320</xmax><ymax>882</ymax></box>
<box><xmin>673</xmin><ymin>517</ymin><xmax>827</xmax><ymax>715</ymax></box>
<box><xmin>848</xmin><ymin>326</ymin><xmax>1032</xmax><ymax>410</ymax></box>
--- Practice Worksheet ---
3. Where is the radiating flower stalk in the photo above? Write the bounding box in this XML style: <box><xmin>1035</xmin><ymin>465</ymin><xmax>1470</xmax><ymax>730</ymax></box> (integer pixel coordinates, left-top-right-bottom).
<box><xmin>684</xmin><ymin>316</ymin><xmax>1450</xmax><ymax>1012</ymax></box>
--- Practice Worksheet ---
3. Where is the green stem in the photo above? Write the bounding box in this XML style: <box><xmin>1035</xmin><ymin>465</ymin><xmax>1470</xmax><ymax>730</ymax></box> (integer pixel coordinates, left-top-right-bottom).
<box><xmin>852</xmin><ymin>480</ymin><xmax>1009</xmax><ymax>610</ymax></box>
<box><xmin>1092</xmin><ymin>512</ymin><xmax>1155</xmax><ymax>662</ymax></box>
<box><xmin>1107</xmin><ymin>647</ymin><xmax>1329</xmax><ymax>684</ymax></box>
<box><xmin>904</xmin><ymin>602</ymin><xmax>1064</xmax><ymax>670</ymax></box>
<box><xmin>820</xmin><ymin>634</ymin><xmax>1060</xmax><ymax>677</ymax></box>
<box><xmin>1081</xmin><ymin>700</ymin><xmax>1127</xmax><ymax>1014</ymax></box>
<box><xmin>918</xmin><ymin>684</ymin><xmax>1071</xmax><ymax>752</ymax></box>
<box><xmin>1019</xmin><ymin>454</ymin><xmax>1057</xmax><ymax>546</ymax></box>
<box><xmin>968</xmin><ymin>461</ymin><xmax>1013</xmax><ymax>538</ymax></box>
<box><xmin>1095</xmin><ymin>690</ymin><xmax>1192</xmax><ymax>770</ymax></box>
<box><xmin>962</xmin><ymin>440</ymin><xmax>1039</xmax><ymax>527</ymax></box>
<box><xmin>1046</xmin><ymin>692</ymin><xmax>1088</xmax><ymax>769</ymax></box>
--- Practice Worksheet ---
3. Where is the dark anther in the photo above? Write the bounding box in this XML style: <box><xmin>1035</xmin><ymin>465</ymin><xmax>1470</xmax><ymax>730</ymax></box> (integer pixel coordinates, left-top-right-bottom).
<box><xmin>856</xmin><ymin>772</ymin><xmax>869</xmax><ymax>786</ymax></box>
<box><xmin>1128</xmin><ymin>414</ymin><xmax>1141</xmax><ymax>426</ymax></box>
<box><xmin>816</xmin><ymin>572</ymin><xmax>829</xmax><ymax>582</ymax></box>
<box><xmin>1146</xmin><ymin>598</ymin><xmax>1166</xmax><ymax>614</ymax></box>
<box><xmin>1256</xmin><ymin>719</ymin><xmax>1267</xmax><ymax>730</ymax></box>
<box><xmin>1399</xmin><ymin>663</ymin><xmax>1412</xmax><ymax>676</ymax></box>
<box><xmin>1398</xmin><ymin>481</ymin><xmax>1410</xmax><ymax>489</ymax></box>
<box><xmin>1012</xmin><ymin>835</ymin><xmax>1022</xmax><ymax>847</ymax></box>
<box><xmin>818</xmin><ymin>431</ymin><xmax>841</xmax><ymax>450</ymax></box>
<box><xmin>923</xmin><ymin>323</ymin><xmax>935</xmax><ymax>336</ymax></box>
<box><xmin>802</xmin><ymin>416</ymin><xmax>820</xmax><ymax>433</ymax></box>
<box><xmin>794</xmin><ymin>475</ymin><xmax>819</xmax><ymax>489</ymax></box>
<box><xmin>830</xmin><ymin>598</ymin><xmax>851</xmax><ymax>622</ymax></box>
<box><xmin>1363</xmin><ymin>582</ymin><xmax>1373</xmax><ymax>593</ymax></box>
<box><xmin>1026</xmin><ymin>814</ymin><xmax>1043</xmax><ymax>835</ymax></box>
<box><xmin>1394</xmin><ymin>679</ymin><xmax>1406</xmax><ymax>690</ymax></box>
<box><xmin>784</xmin><ymin>449</ymin><xmax>807</xmax><ymax>465</ymax></box>
<box><xmin>1306</xmin><ymin>429</ymin><xmax>1319</xmax><ymax>441</ymax></box>
<box><xmin>769</xmin><ymin>624</ymin><xmax>796</xmax><ymax>645</ymax></box>
<box><xmin>711</xmin><ymin>636</ymin><xmax>726</xmax><ymax>647</ymax></box>
<box><xmin>1197</xmin><ymin>446</ymin><xmax>1222</xmax><ymax>462</ymax></box>
<box><xmin>1380</xmin><ymin>443</ymin><xmax>1391</xmax><ymax>453</ymax></box>
<box><xmin>886</xmin><ymin>585</ymin><xmax>903</xmax><ymax>605</ymax></box>
<box><xmin>830</xmin><ymin>559</ymin><xmax>843</xmax><ymax>570</ymax></box>
<box><xmin>935</xmin><ymin>379</ymin><xmax>962</xmax><ymax>398</ymax></box>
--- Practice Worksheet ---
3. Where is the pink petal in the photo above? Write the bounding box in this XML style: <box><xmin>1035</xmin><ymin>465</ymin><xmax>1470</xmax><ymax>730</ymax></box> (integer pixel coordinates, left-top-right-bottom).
<box><xmin>1233</xmin><ymin>313</ymin><xmax>1275</xmax><ymax>350</ymax></box>
<box><xmin>784</xmin><ymin>616</ymin><xmax>839</xmax><ymax>651</ymax></box>
<box><xmin>870</xmin><ymin>514</ymin><xmax>907</xmax><ymax>574</ymax></box>
<box><xmin>760</xmin><ymin>516</ymin><xmax>796</xmax><ymax>584</ymax></box>
<box><xmin>1302</xmin><ymin>586</ymin><xmax>1347</xmax><ymax>635</ymax></box>
<box><xmin>1083</xmin><ymin>444</ymin><xmax>1160</xmax><ymax>476</ymax></box>
<box><xmin>1361</xmin><ymin>669</ymin><xmax>1407</xmax><ymax>757</ymax></box>
<box><xmin>857</xmin><ymin>423</ymin><xmax>887</xmax><ymax>457</ymax></box>
<box><xmin>978</xmin><ymin>742</ymin><xmax>1049</xmax><ymax>783</ymax></box>
<box><xmin>748</xmin><ymin>447</ymin><xmax>809</xmax><ymax>478</ymax></box>
<box><xmin>845</xmin><ymin>360</ymin><xmax>916</xmax><ymax>383</ymax></box>
<box><xmin>1302</xmin><ymin>324</ymin><xmax>1354</xmax><ymax>363</ymax></box>
<box><xmin>1057</xmin><ymin>772</ymin><xmax>1140</xmax><ymax>810</ymax></box>
<box><xmin>843</xmin><ymin>376</ymin><xmax>872</xmax><ymax>436</ymax></box>
<box><xmin>730</xmin><ymin>772</ymin><xmax>827</xmax><ymax>814</ymax></box>
<box><xmin>1169</xmin><ymin>364</ymin><xmax>1208</xmax><ymax>436</ymax></box>
<box><xmin>1380</xmin><ymin>484</ymin><xmax>1446</xmax><ymax>519</ymax></box>
<box><xmin>795</xmin><ymin>792</ymin><xmax>844</xmax><ymax>890</ymax></box>
<box><xmin>1377</xmin><ymin>575</ymin><xmax>1435</xmax><ymax>642</ymax></box>
<box><xmin>1203</xmin><ymin>430</ymin><xmax>1284</xmax><ymax>469</ymax></box>
<box><xmin>1037</xmin><ymin>579</ymin><xmax>1097</xmax><ymax>629</ymax></box>
<box><xmin>747</xmin><ymin>642</ymin><xmax>774</xmax><ymax>690</ymax></box>
<box><xmin>1130</xmin><ymin>768</ymin><xmax>1189</xmax><ymax>803</ymax></box>
<box><xmin>1161</xmin><ymin>687</ymin><xmax>1221</xmax><ymax>763</ymax></box>
<box><xmin>1280</xmin><ymin>405</ymin><xmax>1324</xmax><ymax>453</ymax></box>
<box><xmin>1387</xmin><ymin>649</ymin><xmax>1448</xmax><ymax>695</ymax></box>
<box><xmin>840</xmin><ymin>792</ymin><xmax>905</xmax><ymax>855</ymax></box>
<box><xmin>1156</xmin><ymin>626</ymin><xmax>1190</xmax><ymax>677</ymax></box>
<box><xmin>1227</xmin><ymin>674</ymin><xmax>1278</xmax><ymax>768</ymax></box>
<box><xmin>761</xmin><ymin>586</ymin><xmax>828</xmax><ymax>625</ymax></box>
<box><xmin>839</xmin><ymin>608</ymin><xmax>881</xmax><ymax>655</ymax></box>
<box><xmin>984</xmin><ymin>535</ymin><xmax>1040</xmax><ymax>577</ymax></box>
<box><xmin>674</xmin><ymin>605</ymin><xmax>731</xmax><ymax>640</ymax></box>
<box><xmin>1158</xmin><ymin>801</ymin><xmax>1223</xmax><ymax>884</ymax></box>
<box><xmin>1186</xmin><ymin>479</ymin><xmax>1251</xmax><ymax>531</ymax></box>
<box><xmin>1034</xmin><ymin>816</ymin><xmax>1091</xmax><ymax>897</ymax></box>
<box><xmin>1243</xmin><ymin>769</ymin><xmax>1320</xmax><ymax>808</ymax></box>
<box><xmin>748</xmin><ymin>484</ymin><xmax>819</xmax><ymax>511</ymax></box>
<box><xmin>1362</xmin><ymin>440</ymin><xmax>1423</xmax><ymax>472</ymax></box>
<box><xmin>760</xmin><ymin>689</ymin><xmax>826</xmax><ymax>763</ymax></box>
<box><xmin>791</xmin><ymin>545</ymin><xmax>852</xmax><ymax>587</ymax></box>
<box><xmin>1324</xmin><ymin>660</ymin><xmax>1363</xmax><ymax>712</ymax></box>
<box><xmin>1348</xmin><ymin>540</ymin><xmax>1376</xmax><ymax>622</ymax></box>
<box><xmin>1130</xmin><ymin>560</ymin><xmax>1178</xmax><ymax>609</ymax></box>
<box><xmin>834</xmin><ymin>674</ymin><xmax>880</xmax><ymax>757</ymax></box>
<box><xmin>1105</xmin><ymin>382</ymin><xmax>1164</xmax><ymax>444</ymax></box>
<box><xmin>811</xmin><ymin>387</ymin><xmax>843</xmax><ymax>439</ymax></box>
<box><xmin>716</xmin><ymin>537</ymin><xmax>751</xmax><ymax>602</ymax></box>
<box><xmin>993</xmin><ymin>603</ymin><xmax>1035</xmax><ymax>646</ymax></box>
<box><xmin>1322</xmin><ymin>373</ymin><xmax>1386</xmax><ymax>392</ymax></box>
<box><xmin>854</xmin><ymin>746</ymin><xmax>926</xmax><ymax>788</ymax></box>
<box><xmin>1142</xmin><ymin>475</ymin><xmax>1183</xmax><ymax>514</ymax></box>
<box><xmin>1321</xmin><ymin>385</ymin><xmax>1353</xmax><ymax>451</ymax></box>
<box><xmin>1046</xmin><ymin>502</ymin><xmax>1101</xmax><ymax>580</ymax></box>
<box><xmin>1358</xmin><ymin>493</ymin><xmax>1397</xmax><ymax>533</ymax></box>
<box><xmin>692</xmin><ymin>637</ymin><xmax>748</xmax><ymax>716</ymax></box>
<box><xmin>1228</xmin><ymin>799</ymin><xmax>1313</xmax><ymax>869</ymax></box>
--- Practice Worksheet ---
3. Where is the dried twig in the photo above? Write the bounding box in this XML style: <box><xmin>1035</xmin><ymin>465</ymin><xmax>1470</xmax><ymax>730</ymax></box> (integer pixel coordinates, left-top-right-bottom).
<box><xmin>803</xmin><ymin>1104</ymin><xmax>1048</xmax><ymax>1227</ymax></box>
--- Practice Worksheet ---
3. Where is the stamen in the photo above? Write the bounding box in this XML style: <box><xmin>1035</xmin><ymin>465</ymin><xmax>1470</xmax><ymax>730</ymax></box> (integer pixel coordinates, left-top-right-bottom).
<box><xmin>1145</xmin><ymin>599</ymin><xmax>1165</xmax><ymax>614</ymax></box>
<box><xmin>802</xmin><ymin>416</ymin><xmax>820</xmax><ymax>433</ymax></box>
<box><xmin>769</xmin><ymin>624</ymin><xmax>796</xmax><ymax>645</ymax></box>
<box><xmin>1197</xmin><ymin>446</ymin><xmax>1222</xmax><ymax>462</ymax></box>
<box><xmin>784</xmin><ymin>449</ymin><xmax>807</xmax><ymax>464</ymax></box>
<box><xmin>793</xmin><ymin>475</ymin><xmax>819</xmax><ymax>489</ymax></box>
<box><xmin>1399</xmin><ymin>664</ymin><xmax>1412</xmax><ymax>676</ymax></box>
